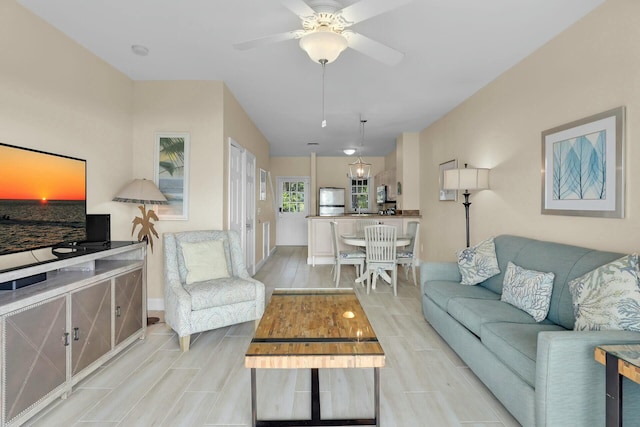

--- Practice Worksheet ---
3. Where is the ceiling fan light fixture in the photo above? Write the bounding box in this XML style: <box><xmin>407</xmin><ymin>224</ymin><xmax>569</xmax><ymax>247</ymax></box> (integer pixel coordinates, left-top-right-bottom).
<box><xmin>299</xmin><ymin>26</ymin><xmax>348</xmax><ymax>64</ymax></box>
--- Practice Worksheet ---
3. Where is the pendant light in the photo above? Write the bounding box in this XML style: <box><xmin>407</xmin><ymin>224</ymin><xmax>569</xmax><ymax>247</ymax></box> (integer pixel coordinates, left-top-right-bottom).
<box><xmin>349</xmin><ymin>119</ymin><xmax>371</xmax><ymax>179</ymax></box>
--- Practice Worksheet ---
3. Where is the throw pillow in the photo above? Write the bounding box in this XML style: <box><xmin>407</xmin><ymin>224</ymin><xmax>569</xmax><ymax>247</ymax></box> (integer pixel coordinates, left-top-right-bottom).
<box><xmin>180</xmin><ymin>239</ymin><xmax>230</xmax><ymax>285</ymax></box>
<box><xmin>568</xmin><ymin>254</ymin><xmax>640</xmax><ymax>332</ymax></box>
<box><xmin>457</xmin><ymin>237</ymin><xmax>500</xmax><ymax>285</ymax></box>
<box><xmin>501</xmin><ymin>261</ymin><xmax>555</xmax><ymax>322</ymax></box>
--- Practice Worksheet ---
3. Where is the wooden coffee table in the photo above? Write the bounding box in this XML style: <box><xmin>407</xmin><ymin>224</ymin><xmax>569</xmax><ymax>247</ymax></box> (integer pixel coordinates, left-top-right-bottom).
<box><xmin>245</xmin><ymin>288</ymin><xmax>385</xmax><ymax>427</ymax></box>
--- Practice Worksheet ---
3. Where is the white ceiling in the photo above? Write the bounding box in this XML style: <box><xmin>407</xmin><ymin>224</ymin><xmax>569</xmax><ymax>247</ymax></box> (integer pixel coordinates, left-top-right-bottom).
<box><xmin>18</xmin><ymin>0</ymin><xmax>604</xmax><ymax>157</ymax></box>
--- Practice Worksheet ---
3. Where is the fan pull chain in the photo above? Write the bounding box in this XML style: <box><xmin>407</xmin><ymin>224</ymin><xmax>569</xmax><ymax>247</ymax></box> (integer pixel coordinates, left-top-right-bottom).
<box><xmin>320</xmin><ymin>59</ymin><xmax>327</xmax><ymax>128</ymax></box>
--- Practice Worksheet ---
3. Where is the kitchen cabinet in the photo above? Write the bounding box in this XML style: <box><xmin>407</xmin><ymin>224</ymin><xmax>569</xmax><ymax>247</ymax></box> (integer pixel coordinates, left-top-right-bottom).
<box><xmin>0</xmin><ymin>242</ymin><xmax>146</xmax><ymax>426</ymax></box>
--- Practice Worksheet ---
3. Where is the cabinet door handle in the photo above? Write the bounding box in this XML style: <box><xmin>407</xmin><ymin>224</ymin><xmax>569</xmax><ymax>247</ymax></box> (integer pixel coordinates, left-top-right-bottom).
<box><xmin>63</xmin><ymin>332</ymin><xmax>70</xmax><ymax>346</ymax></box>
<box><xmin>116</xmin><ymin>306</ymin><xmax>121</xmax><ymax>317</ymax></box>
<box><xmin>73</xmin><ymin>327</ymin><xmax>80</xmax><ymax>341</ymax></box>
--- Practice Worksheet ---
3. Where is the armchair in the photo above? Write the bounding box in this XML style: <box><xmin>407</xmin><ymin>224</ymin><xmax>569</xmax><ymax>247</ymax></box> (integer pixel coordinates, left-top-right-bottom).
<box><xmin>163</xmin><ymin>230</ymin><xmax>265</xmax><ymax>351</ymax></box>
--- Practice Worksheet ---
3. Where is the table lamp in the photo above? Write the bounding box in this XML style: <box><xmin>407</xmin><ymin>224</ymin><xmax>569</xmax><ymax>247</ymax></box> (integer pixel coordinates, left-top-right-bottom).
<box><xmin>113</xmin><ymin>179</ymin><xmax>168</xmax><ymax>253</ymax></box>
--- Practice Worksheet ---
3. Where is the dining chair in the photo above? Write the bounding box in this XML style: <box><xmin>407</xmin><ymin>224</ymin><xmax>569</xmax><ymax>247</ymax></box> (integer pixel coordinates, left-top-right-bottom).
<box><xmin>330</xmin><ymin>221</ymin><xmax>365</xmax><ymax>288</ymax></box>
<box><xmin>397</xmin><ymin>221</ymin><xmax>420</xmax><ymax>286</ymax></box>
<box><xmin>364</xmin><ymin>225</ymin><xmax>398</xmax><ymax>296</ymax></box>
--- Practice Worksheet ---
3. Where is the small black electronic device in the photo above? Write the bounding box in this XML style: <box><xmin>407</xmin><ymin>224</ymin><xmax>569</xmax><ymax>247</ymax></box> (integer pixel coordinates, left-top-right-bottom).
<box><xmin>85</xmin><ymin>214</ymin><xmax>110</xmax><ymax>243</ymax></box>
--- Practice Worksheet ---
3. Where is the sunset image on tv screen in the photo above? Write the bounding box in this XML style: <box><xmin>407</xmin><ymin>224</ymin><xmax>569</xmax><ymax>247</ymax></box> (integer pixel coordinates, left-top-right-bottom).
<box><xmin>0</xmin><ymin>144</ymin><xmax>87</xmax><ymax>255</ymax></box>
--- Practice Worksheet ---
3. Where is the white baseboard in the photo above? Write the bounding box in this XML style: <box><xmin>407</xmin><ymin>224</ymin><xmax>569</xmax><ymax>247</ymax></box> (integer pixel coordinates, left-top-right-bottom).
<box><xmin>256</xmin><ymin>247</ymin><xmax>277</xmax><ymax>272</ymax></box>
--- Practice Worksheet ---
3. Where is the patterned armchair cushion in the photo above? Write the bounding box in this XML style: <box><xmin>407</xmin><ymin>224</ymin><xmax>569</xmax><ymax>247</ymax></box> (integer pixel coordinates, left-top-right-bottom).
<box><xmin>501</xmin><ymin>261</ymin><xmax>555</xmax><ymax>322</ymax></box>
<box><xmin>173</xmin><ymin>231</ymin><xmax>233</xmax><ymax>284</ymax></box>
<box><xmin>181</xmin><ymin>239</ymin><xmax>230</xmax><ymax>285</ymax></box>
<box><xmin>568</xmin><ymin>254</ymin><xmax>640</xmax><ymax>332</ymax></box>
<box><xmin>183</xmin><ymin>277</ymin><xmax>258</xmax><ymax>311</ymax></box>
<box><xmin>457</xmin><ymin>237</ymin><xmax>501</xmax><ymax>285</ymax></box>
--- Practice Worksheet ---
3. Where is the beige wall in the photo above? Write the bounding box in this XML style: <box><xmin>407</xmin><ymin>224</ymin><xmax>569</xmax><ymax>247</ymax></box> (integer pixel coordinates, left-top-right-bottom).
<box><xmin>395</xmin><ymin>133</ymin><xmax>420</xmax><ymax>211</ymax></box>
<box><xmin>133</xmin><ymin>82</ymin><xmax>273</xmax><ymax>302</ymax></box>
<box><xmin>419</xmin><ymin>0</ymin><xmax>640</xmax><ymax>261</ymax></box>
<box><xmin>271</xmin><ymin>156</ymin><xmax>386</xmax><ymax>214</ymax></box>
<box><xmin>132</xmin><ymin>81</ymin><xmax>225</xmax><ymax>301</ymax></box>
<box><xmin>0</xmin><ymin>1</ymin><xmax>133</xmax><ymax>269</ymax></box>
<box><xmin>222</xmin><ymin>84</ymin><xmax>275</xmax><ymax>255</ymax></box>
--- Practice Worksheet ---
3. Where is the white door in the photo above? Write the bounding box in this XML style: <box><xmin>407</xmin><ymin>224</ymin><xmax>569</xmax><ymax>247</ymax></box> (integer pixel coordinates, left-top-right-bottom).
<box><xmin>276</xmin><ymin>176</ymin><xmax>310</xmax><ymax>246</ymax></box>
<box><xmin>228</xmin><ymin>138</ymin><xmax>257</xmax><ymax>273</ymax></box>
<box><xmin>245</xmin><ymin>152</ymin><xmax>256</xmax><ymax>275</ymax></box>
<box><xmin>229</xmin><ymin>143</ymin><xmax>243</xmax><ymax>237</ymax></box>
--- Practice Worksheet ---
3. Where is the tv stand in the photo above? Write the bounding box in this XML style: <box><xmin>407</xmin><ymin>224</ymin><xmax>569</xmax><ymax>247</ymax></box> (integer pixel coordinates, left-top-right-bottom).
<box><xmin>0</xmin><ymin>241</ymin><xmax>147</xmax><ymax>426</ymax></box>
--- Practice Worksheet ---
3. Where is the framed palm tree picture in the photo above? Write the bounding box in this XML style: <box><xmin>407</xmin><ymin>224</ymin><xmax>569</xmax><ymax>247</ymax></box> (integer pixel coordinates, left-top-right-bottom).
<box><xmin>154</xmin><ymin>132</ymin><xmax>190</xmax><ymax>220</ymax></box>
<box><xmin>541</xmin><ymin>107</ymin><xmax>625</xmax><ymax>218</ymax></box>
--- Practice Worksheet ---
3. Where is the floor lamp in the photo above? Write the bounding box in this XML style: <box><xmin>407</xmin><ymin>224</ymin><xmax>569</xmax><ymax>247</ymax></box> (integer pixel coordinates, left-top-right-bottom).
<box><xmin>443</xmin><ymin>164</ymin><xmax>490</xmax><ymax>247</ymax></box>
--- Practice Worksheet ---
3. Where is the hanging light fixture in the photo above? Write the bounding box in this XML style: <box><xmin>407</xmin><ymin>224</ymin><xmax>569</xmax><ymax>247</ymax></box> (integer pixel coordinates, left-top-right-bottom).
<box><xmin>349</xmin><ymin>119</ymin><xmax>372</xmax><ymax>179</ymax></box>
<box><xmin>299</xmin><ymin>25</ymin><xmax>348</xmax><ymax>64</ymax></box>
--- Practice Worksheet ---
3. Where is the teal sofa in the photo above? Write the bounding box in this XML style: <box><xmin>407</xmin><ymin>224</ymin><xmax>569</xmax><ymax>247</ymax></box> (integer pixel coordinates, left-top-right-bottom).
<box><xmin>421</xmin><ymin>235</ymin><xmax>640</xmax><ymax>427</ymax></box>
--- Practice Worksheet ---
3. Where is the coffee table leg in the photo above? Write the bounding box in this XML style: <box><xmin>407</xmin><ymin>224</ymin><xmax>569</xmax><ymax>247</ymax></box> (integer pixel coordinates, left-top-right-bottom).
<box><xmin>251</xmin><ymin>368</ymin><xmax>257</xmax><ymax>427</ymax></box>
<box><xmin>374</xmin><ymin>367</ymin><xmax>380</xmax><ymax>427</ymax></box>
<box><xmin>311</xmin><ymin>368</ymin><xmax>321</xmax><ymax>421</ymax></box>
<box><xmin>605</xmin><ymin>353</ymin><xmax>622</xmax><ymax>427</ymax></box>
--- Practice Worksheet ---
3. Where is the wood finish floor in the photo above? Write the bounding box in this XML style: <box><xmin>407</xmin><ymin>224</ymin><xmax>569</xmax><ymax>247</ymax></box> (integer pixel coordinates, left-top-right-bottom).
<box><xmin>28</xmin><ymin>246</ymin><xmax>521</xmax><ymax>427</ymax></box>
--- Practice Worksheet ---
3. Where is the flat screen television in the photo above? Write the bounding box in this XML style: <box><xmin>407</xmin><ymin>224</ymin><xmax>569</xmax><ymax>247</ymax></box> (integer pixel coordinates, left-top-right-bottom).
<box><xmin>0</xmin><ymin>143</ymin><xmax>87</xmax><ymax>256</ymax></box>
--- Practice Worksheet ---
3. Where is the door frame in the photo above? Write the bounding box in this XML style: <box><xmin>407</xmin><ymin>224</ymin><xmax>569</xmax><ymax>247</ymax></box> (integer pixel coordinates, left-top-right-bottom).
<box><xmin>227</xmin><ymin>138</ymin><xmax>256</xmax><ymax>275</ymax></box>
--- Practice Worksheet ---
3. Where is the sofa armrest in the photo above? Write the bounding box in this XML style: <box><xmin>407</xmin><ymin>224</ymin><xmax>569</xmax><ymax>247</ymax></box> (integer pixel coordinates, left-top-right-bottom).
<box><xmin>420</xmin><ymin>262</ymin><xmax>461</xmax><ymax>293</ymax></box>
<box><xmin>536</xmin><ymin>330</ymin><xmax>640</xmax><ymax>427</ymax></box>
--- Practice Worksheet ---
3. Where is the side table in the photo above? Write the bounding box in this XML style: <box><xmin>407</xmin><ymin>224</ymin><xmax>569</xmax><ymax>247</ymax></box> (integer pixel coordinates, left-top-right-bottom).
<box><xmin>595</xmin><ymin>344</ymin><xmax>640</xmax><ymax>427</ymax></box>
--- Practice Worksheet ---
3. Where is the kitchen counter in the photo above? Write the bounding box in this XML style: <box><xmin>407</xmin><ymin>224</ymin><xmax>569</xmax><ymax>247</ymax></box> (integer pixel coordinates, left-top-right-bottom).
<box><xmin>306</xmin><ymin>213</ymin><xmax>422</xmax><ymax>219</ymax></box>
<box><xmin>306</xmin><ymin>214</ymin><xmax>421</xmax><ymax>265</ymax></box>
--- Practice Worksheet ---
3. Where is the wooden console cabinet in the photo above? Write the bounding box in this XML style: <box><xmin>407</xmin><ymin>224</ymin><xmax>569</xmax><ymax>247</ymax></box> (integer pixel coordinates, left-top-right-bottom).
<box><xmin>0</xmin><ymin>242</ymin><xmax>146</xmax><ymax>426</ymax></box>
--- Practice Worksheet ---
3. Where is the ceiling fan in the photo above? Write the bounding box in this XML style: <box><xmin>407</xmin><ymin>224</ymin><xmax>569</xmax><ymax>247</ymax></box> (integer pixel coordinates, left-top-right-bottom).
<box><xmin>233</xmin><ymin>0</ymin><xmax>411</xmax><ymax>66</ymax></box>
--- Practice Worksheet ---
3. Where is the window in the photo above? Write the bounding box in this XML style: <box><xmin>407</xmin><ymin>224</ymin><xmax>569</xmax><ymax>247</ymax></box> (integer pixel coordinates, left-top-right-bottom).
<box><xmin>281</xmin><ymin>180</ymin><xmax>305</xmax><ymax>212</ymax></box>
<box><xmin>350</xmin><ymin>178</ymin><xmax>371</xmax><ymax>212</ymax></box>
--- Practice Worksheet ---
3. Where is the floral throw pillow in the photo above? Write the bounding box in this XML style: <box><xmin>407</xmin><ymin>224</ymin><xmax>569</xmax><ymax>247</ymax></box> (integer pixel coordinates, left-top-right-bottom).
<box><xmin>501</xmin><ymin>262</ymin><xmax>555</xmax><ymax>322</ymax></box>
<box><xmin>457</xmin><ymin>237</ymin><xmax>500</xmax><ymax>286</ymax></box>
<box><xmin>568</xmin><ymin>254</ymin><xmax>640</xmax><ymax>332</ymax></box>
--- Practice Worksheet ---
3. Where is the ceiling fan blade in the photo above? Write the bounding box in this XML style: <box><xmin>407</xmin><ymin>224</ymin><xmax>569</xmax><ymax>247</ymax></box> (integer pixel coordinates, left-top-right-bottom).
<box><xmin>346</xmin><ymin>32</ymin><xmax>404</xmax><ymax>66</ymax></box>
<box><xmin>339</xmin><ymin>0</ymin><xmax>412</xmax><ymax>25</ymax></box>
<box><xmin>281</xmin><ymin>0</ymin><xmax>316</xmax><ymax>18</ymax></box>
<box><xmin>233</xmin><ymin>31</ymin><xmax>300</xmax><ymax>51</ymax></box>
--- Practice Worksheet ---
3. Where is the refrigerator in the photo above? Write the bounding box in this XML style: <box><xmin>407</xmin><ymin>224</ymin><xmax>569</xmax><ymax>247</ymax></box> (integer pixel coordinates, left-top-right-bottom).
<box><xmin>318</xmin><ymin>187</ymin><xmax>345</xmax><ymax>216</ymax></box>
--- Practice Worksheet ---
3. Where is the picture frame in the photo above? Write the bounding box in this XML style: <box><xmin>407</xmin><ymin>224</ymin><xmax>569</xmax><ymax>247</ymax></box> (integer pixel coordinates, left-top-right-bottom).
<box><xmin>541</xmin><ymin>106</ymin><xmax>625</xmax><ymax>218</ymax></box>
<box><xmin>260</xmin><ymin>169</ymin><xmax>267</xmax><ymax>201</ymax></box>
<box><xmin>154</xmin><ymin>132</ymin><xmax>190</xmax><ymax>220</ymax></box>
<box><xmin>439</xmin><ymin>159</ymin><xmax>458</xmax><ymax>201</ymax></box>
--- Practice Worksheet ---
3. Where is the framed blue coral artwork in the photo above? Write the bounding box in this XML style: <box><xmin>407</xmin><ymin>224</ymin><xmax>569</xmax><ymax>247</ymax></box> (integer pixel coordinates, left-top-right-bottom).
<box><xmin>541</xmin><ymin>107</ymin><xmax>625</xmax><ymax>218</ymax></box>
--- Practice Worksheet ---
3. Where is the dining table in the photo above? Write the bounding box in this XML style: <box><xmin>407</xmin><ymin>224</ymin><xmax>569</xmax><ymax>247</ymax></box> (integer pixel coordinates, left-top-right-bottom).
<box><xmin>340</xmin><ymin>233</ymin><xmax>411</xmax><ymax>288</ymax></box>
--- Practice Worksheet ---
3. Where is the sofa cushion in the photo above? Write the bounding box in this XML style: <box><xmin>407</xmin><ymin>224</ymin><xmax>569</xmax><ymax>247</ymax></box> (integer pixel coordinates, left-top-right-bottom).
<box><xmin>481</xmin><ymin>322</ymin><xmax>566</xmax><ymax>387</ymax></box>
<box><xmin>568</xmin><ymin>254</ymin><xmax>640</xmax><ymax>332</ymax></box>
<box><xmin>481</xmin><ymin>235</ymin><xmax>624</xmax><ymax>329</ymax></box>
<box><xmin>173</xmin><ymin>231</ymin><xmax>234</xmax><ymax>284</ymax></box>
<box><xmin>184</xmin><ymin>277</ymin><xmax>257</xmax><ymax>311</ymax></box>
<box><xmin>423</xmin><ymin>280</ymin><xmax>500</xmax><ymax>311</ymax></box>
<box><xmin>501</xmin><ymin>262</ymin><xmax>554</xmax><ymax>322</ymax></box>
<box><xmin>447</xmin><ymin>298</ymin><xmax>551</xmax><ymax>337</ymax></box>
<box><xmin>181</xmin><ymin>239</ymin><xmax>230</xmax><ymax>285</ymax></box>
<box><xmin>457</xmin><ymin>237</ymin><xmax>501</xmax><ymax>285</ymax></box>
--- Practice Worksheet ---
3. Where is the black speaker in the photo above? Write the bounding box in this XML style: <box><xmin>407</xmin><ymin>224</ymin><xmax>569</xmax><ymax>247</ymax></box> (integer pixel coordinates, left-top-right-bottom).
<box><xmin>86</xmin><ymin>214</ymin><xmax>110</xmax><ymax>243</ymax></box>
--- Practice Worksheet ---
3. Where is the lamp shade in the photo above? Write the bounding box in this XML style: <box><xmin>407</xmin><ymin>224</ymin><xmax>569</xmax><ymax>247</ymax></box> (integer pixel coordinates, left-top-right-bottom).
<box><xmin>444</xmin><ymin>168</ymin><xmax>490</xmax><ymax>191</ymax></box>
<box><xmin>113</xmin><ymin>179</ymin><xmax>168</xmax><ymax>205</ymax></box>
<box><xmin>299</xmin><ymin>27</ymin><xmax>348</xmax><ymax>64</ymax></box>
<box><xmin>349</xmin><ymin>157</ymin><xmax>371</xmax><ymax>179</ymax></box>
